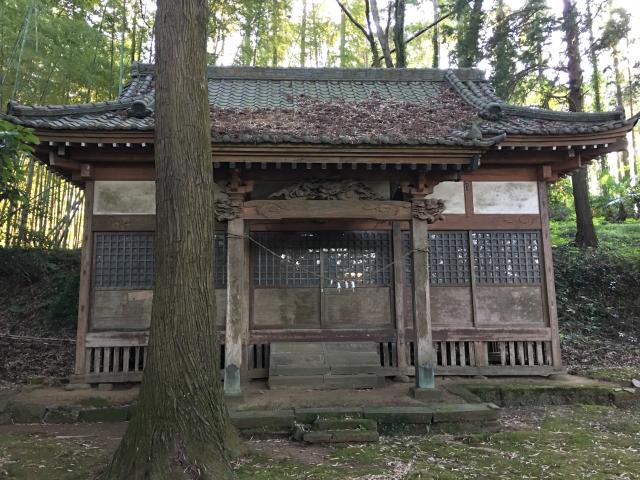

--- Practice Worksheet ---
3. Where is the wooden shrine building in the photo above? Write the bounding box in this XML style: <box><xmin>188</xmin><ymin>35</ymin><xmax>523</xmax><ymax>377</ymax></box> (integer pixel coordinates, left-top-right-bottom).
<box><xmin>3</xmin><ymin>65</ymin><xmax>638</xmax><ymax>393</ymax></box>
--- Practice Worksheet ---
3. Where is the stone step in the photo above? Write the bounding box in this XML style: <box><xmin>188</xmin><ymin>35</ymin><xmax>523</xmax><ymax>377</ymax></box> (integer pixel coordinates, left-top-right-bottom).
<box><xmin>312</xmin><ymin>417</ymin><xmax>377</xmax><ymax>431</ymax></box>
<box><xmin>269</xmin><ymin>373</ymin><xmax>385</xmax><ymax>389</ymax></box>
<box><xmin>303</xmin><ymin>429</ymin><xmax>380</xmax><ymax>444</ymax></box>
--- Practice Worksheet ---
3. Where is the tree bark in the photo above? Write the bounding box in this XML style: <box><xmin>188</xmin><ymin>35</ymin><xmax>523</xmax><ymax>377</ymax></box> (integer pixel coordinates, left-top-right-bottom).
<box><xmin>431</xmin><ymin>0</ymin><xmax>440</xmax><ymax>68</ymax></box>
<box><xmin>100</xmin><ymin>0</ymin><xmax>239</xmax><ymax>478</ymax></box>
<box><xmin>562</xmin><ymin>0</ymin><xmax>598</xmax><ymax>248</ymax></box>
<box><xmin>300</xmin><ymin>0</ymin><xmax>307</xmax><ymax>67</ymax></box>
<box><xmin>336</xmin><ymin>0</ymin><xmax>382</xmax><ymax>67</ymax></box>
<box><xmin>585</xmin><ymin>0</ymin><xmax>609</xmax><ymax>186</ymax></box>
<box><xmin>393</xmin><ymin>0</ymin><xmax>406</xmax><ymax>67</ymax></box>
<box><xmin>370</xmin><ymin>0</ymin><xmax>393</xmax><ymax>67</ymax></box>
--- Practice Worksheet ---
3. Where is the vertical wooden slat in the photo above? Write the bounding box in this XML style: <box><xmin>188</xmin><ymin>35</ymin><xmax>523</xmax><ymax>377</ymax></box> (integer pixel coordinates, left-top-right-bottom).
<box><xmin>536</xmin><ymin>341</ymin><xmax>544</xmax><ymax>366</ymax></box>
<box><xmin>460</xmin><ymin>342</ymin><xmax>467</xmax><ymax>367</ymax></box>
<box><xmin>527</xmin><ymin>342</ymin><xmax>535</xmax><ymax>366</ymax></box>
<box><xmin>500</xmin><ymin>342</ymin><xmax>506</xmax><ymax>366</ymax></box>
<box><xmin>508</xmin><ymin>341</ymin><xmax>516</xmax><ymax>366</ymax></box>
<box><xmin>93</xmin><ymin>347</ymin><xmax>101</xmax><ymax>374</ymax></box>
<box><xmin>467</xmin><ymin>342</ymin><xmax>475</xmax><ymax>366</ymax></box>
<box><xmin>74</xmin><ymin>181</ymin><xmax>94</xmax><ymax>376</ymax></box>
<box><xmin>104</xmin><ymin>347</ymin><xmax>111</xmax><ymax>373</ymax></box>
<box><xmin>474</xmin><ymin>341</ymin><xmax>487</xmax><ymax>366</ymax></box>
<box><xmin>134</xmin><ymin>347</ymin><xmax>141</xmax><ymax>372</ymax></box>
<box><xmin>113</xmin><ymin>347</ymin><xmax>121</xmax><ymax>373</ymax></box>
<box><xmin>517</xmin><ymin>341</ymin><xmax>525</xmax><ymax>366</ymax></box>
<box><xmin>544</xmin><ymin>341</ymin><xmax>553</xmax><ymax>365</ymax></box>
<box><xmin>448</xmin><ymin>341</ymin><xmax>456</xmax><ymax>366</ymax></box>
<box><xmin>85</xmin><ymin>348</ymin><xmax>93</xmax><ymax>374</ymax></box>
<box><xmin>440</xmin><ymin>341</ymin><xmax>447</xmax><ymax>366</ymax></box>
<box><xmin>122</xmin><ymin>347</ymin><xmax>130</xmax><ymax>373</ymax></box>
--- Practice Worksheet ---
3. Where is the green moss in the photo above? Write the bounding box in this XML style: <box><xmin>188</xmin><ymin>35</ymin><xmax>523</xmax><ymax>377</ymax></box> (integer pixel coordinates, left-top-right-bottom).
<box><xmin>2</xmin><ymin>405</ymin><xmax>640</xmax><ymax>479</ymax></box>
<box><xmin>576</xmin><ymin>366</ymin><xmax>640</xmax><ymax>385</ymax></box>
<box><xmin>78</xmin><ymin>397</ymin><xmax>111</xmax><ymax>408</ymax></box>
<box><xmin>0</xmin><ymin>434</ymin><xmax>108</xmax><ymax>479</ymax></box>
<box><xmin>463</xmin><ymin>384</ymin><xmax>615</xmax><ymax>407</ymax></box>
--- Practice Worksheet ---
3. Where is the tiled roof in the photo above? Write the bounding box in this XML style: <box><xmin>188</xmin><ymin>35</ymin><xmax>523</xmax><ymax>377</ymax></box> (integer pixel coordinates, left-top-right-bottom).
<box><xmin>2</xmin><ymin>64</ymin><xmax>637</xmax><ymax>146</ymax></box>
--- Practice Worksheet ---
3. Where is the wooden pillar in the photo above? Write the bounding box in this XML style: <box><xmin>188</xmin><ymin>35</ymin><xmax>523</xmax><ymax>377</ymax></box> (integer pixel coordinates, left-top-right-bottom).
<box><xmin>410</xmin><ymin>216</ymin><xmax>435</xmax><ymax>389</ymax></box>
<box><xmin>538</xmin><ymin>180</ymin><xmax>563</xmax><ymax>368</ymax></box>
<box><xmin>223</xmin><ymin>216</ymin><xmax>248</xmax><ymax>395</ymax></box>
<box><xmin>392</xmin><ymin>222</ymin><xmax>408</xmax><ymax>373</ymax></box>
<box><xmin>74</xmin><ymin>181</ymin><xmax>94</xmax><ymax>378</ymax></box>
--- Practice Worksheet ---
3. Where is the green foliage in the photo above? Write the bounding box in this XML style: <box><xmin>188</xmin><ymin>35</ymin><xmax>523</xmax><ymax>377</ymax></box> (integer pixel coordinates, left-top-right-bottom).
<box><xmin>0</xmin><ymin>248</ymin><xmax>80</xmax><ymax>331</ymax></box>
<box><xmin>551</xmin><ymin>220</ymin><xmax>640</xmax><ymax>369</ymax></box>
<box><xmin>0</xmin><ymin>121</ymin><xmax>37</xmax><ymax>204</ymax></box>
<box><xmin>46</xmin><ymin>273</ymin><xmax>79</xmax><ymax>329</ymax></box>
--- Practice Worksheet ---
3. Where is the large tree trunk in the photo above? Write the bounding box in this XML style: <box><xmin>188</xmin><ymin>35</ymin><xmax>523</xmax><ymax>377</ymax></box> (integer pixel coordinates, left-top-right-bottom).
<box><xmin>585</xmin><ymin>0</ymin><xmax>608</xmax><ymax>190</ymax></box>
<box><xmin>393</xmin><ymin>0</ymin><xmax>406</xmax><ymax>67</ymax></box>
<box><xmin>369</xmin><ymin>0</ymin><xmax>394</xmax><ymax>67</ymax></box>
<box><xmin>431</xmin><ymin>0</ymin><xmax>439</xmax><ymax>68</ymax></box>
<box><xmin>562</xmin><ymin>0</ymin><xmax>598</xmax><ymax>248</ymax></box>
<box><xmin>100</xmin><ymin>0</ymin><xmax>239</xmax><ymax>478</ymax></box>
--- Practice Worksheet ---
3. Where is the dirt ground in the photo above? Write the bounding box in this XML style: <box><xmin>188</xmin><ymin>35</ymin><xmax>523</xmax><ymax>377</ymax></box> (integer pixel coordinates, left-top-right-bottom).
<box><xmin>1</xmin><ymin>404</ymin><xmax>639</xmax><ymax>479</ymax></box>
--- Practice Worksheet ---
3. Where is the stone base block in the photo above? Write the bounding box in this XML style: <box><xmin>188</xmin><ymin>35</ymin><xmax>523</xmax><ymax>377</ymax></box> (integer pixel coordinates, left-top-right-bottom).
<box><xmin>409</xmin><ymin>387</ymin><xmax>445</xmax><ymax>402</ymax></box>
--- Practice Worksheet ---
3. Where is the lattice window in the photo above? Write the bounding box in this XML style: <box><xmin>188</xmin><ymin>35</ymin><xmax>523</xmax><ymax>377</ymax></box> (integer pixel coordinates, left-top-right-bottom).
<box><xmin>402</xmin><ymin>231</ymin><xmax>470</xmax><ymax>285</ymax></box>
<box><xmin>429</xmin><ymin>232</ymin><xmax>470</xmax><ymax>285</ymax></box>
<box><xmin>324</xmin><ymin>231</ymin><xmax>391</xmax><ymax>287</ymax></box>
<box><xmin>472</xmin><ymin>231</ymin><xmax>541</xmax><ymax>284</ymax></box>
<box><xmin>95</xmin><ymin>233</ymin><xmax>154</xmax><ymax>288</ymax></box>
<box><xmin>402</xmin><ymin>231</ymin><xmax>413</xmax><ymax>284</ymax></box>
<box><xmin>252</xmin><ymin>232</ymin><xmax>321</xmax><ymax>287</ymax></box>
<box><xmin>95</xmin><ymin>232</ymin><xmax>227</xmax><ymax>289</ymax></box>
<box><xmin>251</xmin><ymin>231</ymin><xmax>392</xmax><ymax>287</ymax></box>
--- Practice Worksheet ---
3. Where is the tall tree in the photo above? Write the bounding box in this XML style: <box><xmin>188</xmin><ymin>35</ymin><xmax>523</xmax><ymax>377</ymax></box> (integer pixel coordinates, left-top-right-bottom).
<box><xmin>455</xmin><ymin>0</ymin><xmax>483</xmax><ymax>68</ymax></box>
<box><xmin>562</xmin><ymin>0</ymin><xmax>598</xmax><ymax>247</ymax></box>
<box><xmin>487</xmin><ymin>0</ymin><xmax>516</xmax><ymax>99</ymax></box>
<box><xmin>393</xmin><ymin>0</ymin><xmax>407</xmax><ymax>67</ymax></box>
<box><xmin>585</xmin><ymin>0</ymin><xmax>609</xmax><ymax>192</ymax></box>
<box><xmin>101</xmin><ymin>0</ymin><xmax>238</xmax><ymax>477</ymax></box>
<box><xmin>431</xmin><ymin>0</ymin><xmax>441</xmax><ymax>68</ymax></box>
<box><xmin>601</xmin><ymin>4</ymin><xmax>631</xmax><ymax>180</ymax></box>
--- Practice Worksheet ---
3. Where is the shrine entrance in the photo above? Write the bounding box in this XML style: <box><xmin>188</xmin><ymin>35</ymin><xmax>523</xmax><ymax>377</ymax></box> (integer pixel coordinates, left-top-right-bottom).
<box><xmin>250</xmin><ymin>230</ymin><xmax>394</xmax><ymax>331</ymax></box>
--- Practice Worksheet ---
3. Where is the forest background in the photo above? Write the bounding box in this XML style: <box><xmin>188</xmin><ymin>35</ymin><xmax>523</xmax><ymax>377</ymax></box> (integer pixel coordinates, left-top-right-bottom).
<box><xmin>0</xmin><ymin>0</ymin><xmax>639</xmax><ymax>385</ymax></box>
<box><xmin>1</xmin><ymin>0</ymin><xmax>639</xmax><ymax>248</ymax></box>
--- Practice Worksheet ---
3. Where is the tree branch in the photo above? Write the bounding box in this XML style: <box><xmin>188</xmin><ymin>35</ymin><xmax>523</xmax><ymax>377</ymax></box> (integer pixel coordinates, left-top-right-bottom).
<box><xmin>373</xmin><ymin>0</ymin><xmax>473</xmax><ymax>65</ymax></box>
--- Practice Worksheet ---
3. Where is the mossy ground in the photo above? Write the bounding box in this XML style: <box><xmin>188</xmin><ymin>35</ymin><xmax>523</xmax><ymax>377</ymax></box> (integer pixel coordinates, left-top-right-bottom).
<box><xmin>1</xmin><ymin>405</ymin><xmax>639</xmax><ymax>479</ymax></box>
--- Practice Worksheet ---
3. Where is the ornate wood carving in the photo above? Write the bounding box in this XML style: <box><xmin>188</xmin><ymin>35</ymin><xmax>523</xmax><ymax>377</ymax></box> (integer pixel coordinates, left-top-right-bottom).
<box><xmin>411</xmin><ymin>198</ymin><xmax>446</xmax><ymax>223</ymax></box>
<box><xmin>268</xmin><ymin>179</ymin><xmax>384</xmax><ymax>200</ymax></box>
<box><xmin>214</xmin><ymin>191</ymin><xmax>243</xmax><ymax>221</ymax></box>
<box><xmin>214</xmin><ymin>171</ymin><xmax>253</xmax><ymax>221</ymax></box>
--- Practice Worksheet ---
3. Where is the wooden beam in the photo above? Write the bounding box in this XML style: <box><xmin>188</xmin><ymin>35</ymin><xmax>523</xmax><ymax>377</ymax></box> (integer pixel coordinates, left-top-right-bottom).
<box><xmin>538</xmin><ymin>180</ymin><xmax>563</xmax><ymax>368</ymax></box>
<box><xmin>437</xmin><ymin>214</ymin><xmax>541</xmax><ymax>230</ymax></box>
<box><xmin>74</xmin><ymin>181</ymin><xmax>94</xmax><ymax>377</ymax></box>
<box><xmin>411</xmin><ymin>216</ymin><xmax>436</xmax><ymax>389</ymax></box>
<box><xmin>224</xmin><ymin>217</ymin><xmax>248</xmax><ymax>395</ymax></box>
<box><xmin>243</xmin><ymin>200</ymin><xmax>412</xmax><ymax>221</ymax></box>
<box><xmin>92</xmin><ymin>215</ymin><xmax>156</xmax><ymax>231</ymax></box>
<box><xmin>392</xmin><ymin>222</ymin><xmax>407</xmax><ymax>372</ymax></box>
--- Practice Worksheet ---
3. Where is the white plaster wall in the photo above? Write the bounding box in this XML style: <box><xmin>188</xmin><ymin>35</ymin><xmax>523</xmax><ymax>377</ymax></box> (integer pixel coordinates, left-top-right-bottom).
<box><xmin>472</xmin><ymin>181</ymin><xmax>539</xmax><ymax>214</ymax></box>
<box><xmin>426</xmin><ymin>181</ymin><xmax>465</xmax><ymax>214</ymax></box>
<box><xmin>94</xmin><ymin>181</ymin><xmax>156</xmax><ymax>214</ymax></box>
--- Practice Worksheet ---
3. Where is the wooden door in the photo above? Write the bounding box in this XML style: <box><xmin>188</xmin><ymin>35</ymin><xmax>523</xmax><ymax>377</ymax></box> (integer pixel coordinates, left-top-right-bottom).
<box><xmin>250</xmin><ymin>231</ymin><xmax>393</xmax><ymax>330</ymax></box>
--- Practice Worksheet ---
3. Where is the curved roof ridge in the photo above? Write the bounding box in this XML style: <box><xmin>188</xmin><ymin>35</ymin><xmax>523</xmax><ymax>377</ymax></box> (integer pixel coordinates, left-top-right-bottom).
<box><xmin>6</xmin><ymin>93</ymin><xmax>153</xmax><ymax>118</ymax></box>
<box><xmin>132</xmin><ymin>62</ymin><xmax>488</xmax><ymax>82</ymax></box>
<box><xmin>445</xmin><ymin>69</ymin><xmax>624</xmax><ymax>123</ymax></box>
